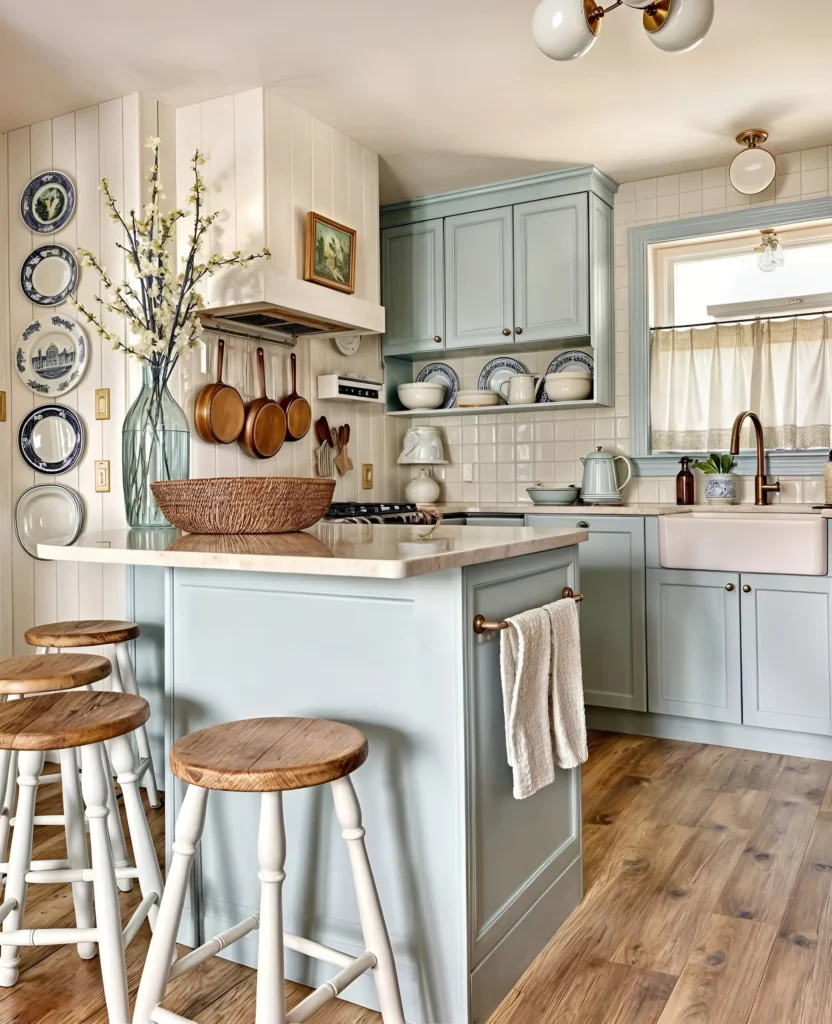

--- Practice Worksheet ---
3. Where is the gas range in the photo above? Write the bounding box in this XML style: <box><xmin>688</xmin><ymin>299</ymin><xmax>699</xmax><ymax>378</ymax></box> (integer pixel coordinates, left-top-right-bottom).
<box><xmin>323</xmin><ymin>502</ymin><xmax>440</xmax><ymax>525</ymax></box>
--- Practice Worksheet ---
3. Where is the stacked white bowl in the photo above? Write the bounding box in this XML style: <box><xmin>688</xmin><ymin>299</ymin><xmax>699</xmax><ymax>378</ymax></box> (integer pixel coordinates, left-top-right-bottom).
<box><xmin>397</xmin><ymin>382</ymin><xmax>446</xmax><ymax>410</ymax></box>
<box><xmin>544</xmin><ymin>369</ymin><xmax>592</xmax><ymax>402</ymax></box>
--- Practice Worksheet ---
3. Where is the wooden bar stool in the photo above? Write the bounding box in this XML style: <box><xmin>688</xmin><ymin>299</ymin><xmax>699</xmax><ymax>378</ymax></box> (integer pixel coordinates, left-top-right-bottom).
<box><xmin>24</xmin><ymin>619</ymin><xmax>161</xmax><ymax>809</ymax></box>
<box><xmin>134</xmin><ymin>717</ymin><xmax>405</xmax><ymax>1024</ymax></box>
<box><xmin>0</xmin><ymin>654</ymin><xmax>134</xmax><ymax>895</ymax></box>
<box><xmin>0</xmin><ymin>690</ymin><xmax>164</xmax><ymax>1024</ymax></box>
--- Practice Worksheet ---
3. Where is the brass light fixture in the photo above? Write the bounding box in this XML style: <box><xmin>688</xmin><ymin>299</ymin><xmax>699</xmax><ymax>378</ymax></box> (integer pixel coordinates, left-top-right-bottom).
<box><xmin>532</xmin><ymin>0</ymin><xmax>715</xmax><ymax>62</ymax></box>
<box><xmin>730</xmin><ymin>130</ymin><xmax>777</xmax><ymax>195</ymax></box>
<box><xmin>756</xmin><ymin>229</ymin><xmax>785</xmax><ymax>273</ymax></box>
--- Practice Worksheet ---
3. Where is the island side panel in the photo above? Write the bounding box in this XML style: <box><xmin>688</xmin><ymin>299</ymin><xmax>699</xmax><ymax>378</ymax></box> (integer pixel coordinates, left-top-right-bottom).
<box><xmin>463</xmin><ymin>546</ymin><xmax>583</xmax><ymax>1023</ymax></box>
<box><xmin>127</xmin><ymin>565</ymin><xmax>167</xmax><ymax>789</ymax></box>
<box><xmin>166</xmin><ymin>566</ymin><xmax>469</xmax><ymax>1024</ymax></box>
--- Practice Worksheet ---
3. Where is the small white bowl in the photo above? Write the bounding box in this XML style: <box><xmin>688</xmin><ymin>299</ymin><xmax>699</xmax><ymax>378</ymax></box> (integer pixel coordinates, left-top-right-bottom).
<box><xmin>456</xmin><ymin>390</ymin><xmax>500</xmax><ymax>408</ymax></box>
<box><xmin>397</xmin><ymin>382</ymin><xmax>446</xmax><ymax>410</ymax></box>
<box><xmin>544</xmin><ymin>374</ymin><xmax>593</xmax><ymax>402</ymax></box>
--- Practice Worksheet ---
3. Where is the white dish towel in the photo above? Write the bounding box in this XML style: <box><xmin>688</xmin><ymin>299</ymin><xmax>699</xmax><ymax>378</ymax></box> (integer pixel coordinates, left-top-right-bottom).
<box><xmin>500</xmin><ymin>598</ymin><xmax>588</xmax><ymax>800</ymax></box>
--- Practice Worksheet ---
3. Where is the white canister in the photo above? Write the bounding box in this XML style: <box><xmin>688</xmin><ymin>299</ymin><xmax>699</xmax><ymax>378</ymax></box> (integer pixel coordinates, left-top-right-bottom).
<box><xmin>398</xmin><ymin>425</ymin><xmax>446</xmax><ymax>464</ymax></box>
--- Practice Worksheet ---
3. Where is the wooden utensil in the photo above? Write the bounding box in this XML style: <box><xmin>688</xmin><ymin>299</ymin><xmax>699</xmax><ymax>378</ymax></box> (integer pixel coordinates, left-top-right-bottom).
<box><xmin>319</xmin><ymin>415</ymin><xmax>334</xmax><ymax>448</ymax></box>
<box><xmin>334</xmin><ymin>423</ymin><xmax>353</xmax><ymax>475</ymax></box>
<box><xmin>279</xmin><ymin>352</ymin><xmax>311</xmax><ymax>441</ymax></box>
<box><xmin>194</xmin><ymin>338</ymin><xmax>245</xmax><ymax>444</ymax></box>
<box><xmin>239</xmin><ymin>348</ymin><xmax>286</xmax><ymax>460</ymax></box>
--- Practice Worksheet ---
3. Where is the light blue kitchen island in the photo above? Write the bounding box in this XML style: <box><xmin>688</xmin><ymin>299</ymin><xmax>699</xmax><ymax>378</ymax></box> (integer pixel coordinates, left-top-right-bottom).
<box><xmin>41</xmin><ymin>521</ymin><xmax>587</xmax><ymax>1024</ymax></box>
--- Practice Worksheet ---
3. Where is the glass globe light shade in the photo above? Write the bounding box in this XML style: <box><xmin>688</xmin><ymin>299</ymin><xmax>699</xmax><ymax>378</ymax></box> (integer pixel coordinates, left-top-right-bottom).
<box><xmin>647</xmin><ymin>0</ymin><xmax>715</xmax><ymax>53</ymax></box>
<box><xmin>730</xmin><ymin>147</ymin><xmax>776</xmax><ymax>195</ymax></box>
<box><xmin>532</xmin><ymin>0</ymin><xmax>599</xmax><ymax>62</ymax></box>
<box><xmin>621</xmin><ymin>0</ymin><xmax>655</xmax><ymax>6</ymax></box>
<box><xmin>757</xmin><ymin>235</ymin><xmax>784</xmax><ymax>273</ymax></box>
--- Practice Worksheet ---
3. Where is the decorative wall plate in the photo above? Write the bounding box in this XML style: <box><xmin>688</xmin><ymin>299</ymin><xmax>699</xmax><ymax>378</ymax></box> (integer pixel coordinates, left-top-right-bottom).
<box><xmin>14</xmin><ymin>484</ymin><xmax>83</xmax><ymax>560</ymax></box>
<box><xmin>478</xmin><ymin>357</ymin><xmax>528</xmax><ymax>400</ymax></box>
<box><xmin>21</xmin><ymin>244</ymin><xmax>78</xmax><ymax>306</ymax></box>
<box><xmin>334</xmin><ymin>334</ymin><xmax>361</xmax><ymax>357</ymax></box>
<box><xmin>540</xmin><ymin>350</ymin><xmax>595</xmax><ymax>403</ymax></box>
<box><xmin>15</xmin><ymin>314</ymin><xmax>88</xmax><ymax>396</ymax></box>
<box><xmin>415</xmin><ymin>362</ymin><xmax>459</xmax><ymax>409</ymax></box>
<box><xmin>21</xmin><ymin>171</ymin><xmax>76</xmax><ymax>234</ymax></box>
<box><xmin>18</xmin><ymin>405</ymin><xmax>85</xmax><ymax>475</ymax></box>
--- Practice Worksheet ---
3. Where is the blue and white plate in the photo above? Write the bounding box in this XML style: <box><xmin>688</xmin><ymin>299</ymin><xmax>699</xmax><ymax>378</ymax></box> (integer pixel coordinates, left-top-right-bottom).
<box><xmin>416</xmin><ymin>362</ymin><xmax>459</xmax><ymax>410</ymax></box>
<box><xmin>15</xmin><ymin>314</ymin><xmax>89</xmax><ymax>397</ymax></box>
<box><xmin>478</xmin><ymin>357</ymin><xmax>528</xmax><ymax>401</ymax></box>
<box><xmin>18</xmin><ymin>405</ymin><xmax>85</xmax><ymax>475</ymax></box>
<box><xmin>21</xmin><ymin>171</ymin><xmax>76</xmax><ymax>234</ymax></box>
<box><xmin>21</xmin><ymin>244</ymin><xmax>78</xmax><ymax>306</ymax></box>
<box><xmin>540</xmin><ymin>350</ymin><xmax>594</xmax><ymax>403</ymax></box>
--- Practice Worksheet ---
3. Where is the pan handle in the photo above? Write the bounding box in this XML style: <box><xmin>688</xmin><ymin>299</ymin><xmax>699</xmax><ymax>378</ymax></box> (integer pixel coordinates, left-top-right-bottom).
<box><xmin>256</xmin><ymin>347</ymin><xmax>267</xmax><ymax>400</ymax></box>
<box><xmin>290</xmin><ymin>352</ymin><xmax>298</xmax><ymax>395</ymax></box>
<box><xmin>216</xmin><ymin>338</ymin><xmax>226</xmax><ymax>384</ymax></box>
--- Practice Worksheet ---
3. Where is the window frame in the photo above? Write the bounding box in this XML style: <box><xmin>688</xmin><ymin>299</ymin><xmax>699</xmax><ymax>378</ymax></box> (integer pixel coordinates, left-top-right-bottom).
<box><xmin>628</xmin><ymin>195</ymin><xmax>832</xmax><ymax>477</ymax></box>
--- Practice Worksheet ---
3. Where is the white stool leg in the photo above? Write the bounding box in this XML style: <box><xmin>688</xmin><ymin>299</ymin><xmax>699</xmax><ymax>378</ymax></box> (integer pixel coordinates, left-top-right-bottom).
<box><xmin>0</xmin><ymin>749</ymin><xmax>44</xmax><ymax>987</ymax></box>
<box><xmin>256</xmin><ymin>791</ymin><xmax>287</xmax><ymax>1024</ymax></box>
<box><xmin>0</xmin><ymin>746</ymin><xmax>15</xmax><ymax>869</ymax></box>
<box><xmin>331</xmin><ymin>776</ymin><xmax>406</xmax><ymax>1024</ymax></box>
<box><xmin>109</xmin><ymin>734</ymin><xmax>163</xmax><ymax>930</ymax></box>
<box><xmin>133</xmin><ymin>784</ymin><xmax>209</xmax><ymax>1024</ymax></box>
<box><xmin>59</xmin><ymin>748</ymin><xmax>96</xmax><ymax>960</ymax></box>
<box><xmin>100</xmin><ymin>741</ymin><xmax>133</xmax><ymax>893</ymax></box>
<box><xmin>81</xmin><ymin>742</ymin><xmax>130</xmax><ymax>1024</ymax></box>
<box><xmin>113</xmin><ymin>644</ymin><xmax>161</xmax><ymax>809</ymax></box>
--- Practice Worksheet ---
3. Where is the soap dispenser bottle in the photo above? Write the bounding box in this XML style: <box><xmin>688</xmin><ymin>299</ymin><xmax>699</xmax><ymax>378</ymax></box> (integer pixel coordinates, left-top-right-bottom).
<box><xmin>676</xmin><ymin>457</ymin><xmax>695</xmax><ymax>505</ymax></box>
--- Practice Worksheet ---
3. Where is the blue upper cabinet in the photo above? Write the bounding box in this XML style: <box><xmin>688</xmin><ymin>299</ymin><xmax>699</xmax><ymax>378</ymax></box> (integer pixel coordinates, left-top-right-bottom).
<box><xmin>445</xmin><ymin>207</ymin><xmax>514</xmax><ymax>350</ymax></box>
<box><xmin>513</xmin><ymin>195</ymin><xmax>589</xmax><ymax>344</ymax></box>
<box><xmin>381</xmin><ymin>219</ymin><xmax>445</xmax><ymax>354</ymax></box>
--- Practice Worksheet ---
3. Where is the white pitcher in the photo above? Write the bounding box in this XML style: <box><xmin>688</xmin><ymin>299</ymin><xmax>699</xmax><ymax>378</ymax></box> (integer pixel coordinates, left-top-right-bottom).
<box><xmin>498</xmin><ymin>374</ymin><xmax>541</xmax><ymax>405</ymax></box>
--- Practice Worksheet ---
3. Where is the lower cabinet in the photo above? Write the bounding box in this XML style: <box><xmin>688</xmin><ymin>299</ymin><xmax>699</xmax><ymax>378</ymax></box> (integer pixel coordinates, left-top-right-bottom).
<box><xmin>528</xmin><ymin>515</ymin><xmax>647</xmax><ymax>711</ymax></box>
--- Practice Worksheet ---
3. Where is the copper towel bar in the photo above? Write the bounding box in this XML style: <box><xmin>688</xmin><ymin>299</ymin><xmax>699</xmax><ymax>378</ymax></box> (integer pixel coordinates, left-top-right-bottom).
<box><xmin>472</xmin><ymin>587</ymin><xmax>584</xmax><ymax>634</ymax></box>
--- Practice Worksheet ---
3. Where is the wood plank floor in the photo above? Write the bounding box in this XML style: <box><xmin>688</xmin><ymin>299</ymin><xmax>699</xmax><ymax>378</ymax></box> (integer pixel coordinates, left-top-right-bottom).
<box><xmin>8</xmin><ymin>732</ymin><xmax>832</xmax><ymax>1022</ymax></box>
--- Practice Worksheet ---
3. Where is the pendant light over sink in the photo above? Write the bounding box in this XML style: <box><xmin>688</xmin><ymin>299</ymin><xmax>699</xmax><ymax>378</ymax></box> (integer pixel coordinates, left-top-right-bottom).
<box><xmin>531</xmin><ymin>0</ymin><xmax>715</xmax><ymax>62</ymax></box>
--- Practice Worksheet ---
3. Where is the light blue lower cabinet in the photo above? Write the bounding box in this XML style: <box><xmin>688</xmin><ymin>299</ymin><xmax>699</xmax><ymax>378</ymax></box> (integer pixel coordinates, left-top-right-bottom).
<box><xmin>646</xmin><ymin>568</ymin><xmax>742</xmax><ymax>724</ymax></box>
<box><xmin>527</xmin><ymin>515</ymin><xmax>647</xmax><ymax>711</ymax></box>
<box><xmin>740</xmin><ymin>573</ymin><xmax>832</xmax><ymax>735</ymax></box>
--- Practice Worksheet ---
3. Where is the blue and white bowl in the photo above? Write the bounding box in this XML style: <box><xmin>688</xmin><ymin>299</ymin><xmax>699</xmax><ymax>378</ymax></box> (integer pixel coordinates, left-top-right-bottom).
<box><xmin>705</xmin><ymin>474</ymin><xmax>737</xmax><ymax>505</ymax></box>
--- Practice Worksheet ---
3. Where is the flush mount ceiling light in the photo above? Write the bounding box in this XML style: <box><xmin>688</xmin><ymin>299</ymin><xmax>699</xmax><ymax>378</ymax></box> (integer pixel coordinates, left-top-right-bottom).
<box><xmin>756</xmin><ymin>229</ymin><xmax>784</xmax><ymax>273</ymax></box>
<box><xmin>730</xmin><ymin>130</ymin><xmax>777</xmax><ymax>195</ymax></box>
<box><xmin>531</xmin><ymin>0</ymin><xmax>715</xmax><ymax>62</ymax></box>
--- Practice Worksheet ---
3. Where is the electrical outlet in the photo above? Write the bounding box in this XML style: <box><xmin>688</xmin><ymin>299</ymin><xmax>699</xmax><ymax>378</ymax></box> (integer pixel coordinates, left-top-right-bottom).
<box><xmin>95</xmin><ymin>388</ymin><xmax>111</xmax><ymax>420</ymax></box>
<box><xmin>463</xmin><ymin>463</ymin><xmax>473</xmax><ymax>482</ymax></box>
<box><xmin>362</xmin><ymin>463</ymin><xmax>374</xmax><ymax>489</ymax></box>
<box><xmin>0</xmin><ymin>391</ymin><xmax>6</xmax><ymax>422</ymax></box>
<box><xmin>94</xmin><ymin>460</ymin><xmax>110</xmax><ymax>493</ymax></box>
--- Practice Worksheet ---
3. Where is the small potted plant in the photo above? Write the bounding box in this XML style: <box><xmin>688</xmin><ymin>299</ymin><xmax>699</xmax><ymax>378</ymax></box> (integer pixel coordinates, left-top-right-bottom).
<box><xmin>693</xmin><ymin>453</ymin><xmax>738</xmax><ymax>504</ymax></box>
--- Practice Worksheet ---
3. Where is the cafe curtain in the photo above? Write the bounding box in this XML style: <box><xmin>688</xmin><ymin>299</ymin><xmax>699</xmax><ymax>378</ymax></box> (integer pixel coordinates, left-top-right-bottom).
<box><xmin>650</xmin><ymin>315</ymin><xmax>832</xmax><ymax>451</ymax></box>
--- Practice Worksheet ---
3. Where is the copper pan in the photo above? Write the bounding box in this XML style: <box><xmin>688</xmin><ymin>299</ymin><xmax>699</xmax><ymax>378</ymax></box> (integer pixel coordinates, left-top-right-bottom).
<box><xmin>238</xmin><ymin>347</ymin><xmax>286</xmax><ymax>459</ymax></box>
<box><xmin>194</xmin><ymin>338</ymin><xmax>245</xmax><ymax>444</ymax></box>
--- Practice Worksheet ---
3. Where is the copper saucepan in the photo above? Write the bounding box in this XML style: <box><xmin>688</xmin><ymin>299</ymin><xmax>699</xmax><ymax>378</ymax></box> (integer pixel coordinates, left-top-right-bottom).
<box><xmin>194</xmin><ymin>338</ymin><xmax>245</xmax><ymax>444</ymax></box>
<box><xmin>280</xmin><ymin>352</ymin><xmax>311</xmax><ymax>441</ymax></box>
<box><xmin>239</xmin><ymin>347</ymin><xmax>286</xmax><ymax>459</ymax></box>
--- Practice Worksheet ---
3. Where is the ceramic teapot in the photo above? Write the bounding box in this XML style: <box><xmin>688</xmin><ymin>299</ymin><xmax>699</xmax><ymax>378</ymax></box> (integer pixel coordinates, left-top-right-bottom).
<box><xmin>580</xmin><ymin>447</ymin><xmax>633</xmax><ymax>500</ymax></box>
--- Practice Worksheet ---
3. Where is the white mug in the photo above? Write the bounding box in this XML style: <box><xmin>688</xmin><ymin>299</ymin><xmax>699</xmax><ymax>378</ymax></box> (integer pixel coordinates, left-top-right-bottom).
<box><xmin>498</xmin><ymin>374</ymin><xmax>541</xmax><ymax>405</ymax></box>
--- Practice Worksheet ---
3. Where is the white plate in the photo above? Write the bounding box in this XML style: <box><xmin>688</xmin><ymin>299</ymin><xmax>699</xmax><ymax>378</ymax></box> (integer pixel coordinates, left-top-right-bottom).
<box><xmin>15</xmin><ymin>313</ymin><xmax>89</xmax><ymax>397</ymax></box>
<box><xmin>21</xmin><ymin>244</ymin><xmax>78</xmax><ymax>306</ymax></box>
<box><xmin>478</xmin><ymin>357</ymin><xmax>528</xmax><ymax>399</ymax></box>
<box><xmin>14</xmin><ymin>484</ymin><xmax>83</xmax><ymax>560</ymax></box>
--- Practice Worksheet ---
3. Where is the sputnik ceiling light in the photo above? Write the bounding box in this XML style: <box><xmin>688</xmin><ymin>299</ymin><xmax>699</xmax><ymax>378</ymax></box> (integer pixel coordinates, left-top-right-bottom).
<box><xmin>729</xmin><ymin>130</ymin><xmax>777</xmax><ymax>195</ymax></box>
<box><xmin>532</xmin><ymin>0</ymin><xmax>715</xmax><ymax>62</ymax></box>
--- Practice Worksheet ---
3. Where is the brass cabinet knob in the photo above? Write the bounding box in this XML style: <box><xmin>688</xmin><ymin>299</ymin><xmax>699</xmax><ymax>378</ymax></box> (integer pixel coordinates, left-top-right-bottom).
<box><xmin>502</xmin><ymin>328</ymin><xmax>512</xmax><ymax>336</ymax></box>
<box><xmin>725</xmin><ymin>583</ymin><xmax>735</xmax><ymax>591</ymax></box>
<box><xmin>433</xmin><ymin>335</ymin><xmax>442</xmax><ymax>343</ymax></box>
<box><xmin>515</xmin><ymin>327</ymin><xmax>523</xmax><ymax>335</ymax></box>
<box><xmin>742</xmin><ymin>584</ymin><xmax>752</xmax><ymax>593</ymax></box>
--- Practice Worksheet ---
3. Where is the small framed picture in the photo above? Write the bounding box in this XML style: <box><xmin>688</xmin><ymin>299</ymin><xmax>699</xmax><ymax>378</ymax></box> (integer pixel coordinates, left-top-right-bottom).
<box><xmin>304</xmin><ymin>212</ymin><xmax>357</xmax><ymax>294</ymax></box>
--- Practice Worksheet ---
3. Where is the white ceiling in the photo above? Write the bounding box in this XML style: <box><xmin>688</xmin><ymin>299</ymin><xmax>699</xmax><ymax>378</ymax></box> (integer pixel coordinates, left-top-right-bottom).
<box><xmin>1</xmin><ymin>1</ymin><xmax>831</xmax><ymax>204</ymax></box>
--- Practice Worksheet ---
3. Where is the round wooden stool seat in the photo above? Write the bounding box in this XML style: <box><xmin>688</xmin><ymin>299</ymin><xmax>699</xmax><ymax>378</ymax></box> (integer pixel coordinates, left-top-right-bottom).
<box><xmin>0</xmin><ymin>691</ymin><xmax>149</xmax><ymax>751</ymax></box>
<box><xmin>0</xmin><ymin>653</ymin><xmax>112</xmax><ymax>694</ymax></box>
<box><xmin>24</xmin><ymin>619</ymin><xmax>140</xmax><ymax>649</ymax></box>
<box><xmin>170</xmin><ymin>717</ymin><xmax>368</xmax><ymax>792</ymax></box>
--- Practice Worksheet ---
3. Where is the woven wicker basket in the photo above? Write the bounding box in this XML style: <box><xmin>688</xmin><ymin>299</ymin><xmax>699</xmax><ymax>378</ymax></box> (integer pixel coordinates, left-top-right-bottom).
<box><xmin>151</xmin><ymin>477</ymin><xmax>336</xmax><ymax>535</ymax></box>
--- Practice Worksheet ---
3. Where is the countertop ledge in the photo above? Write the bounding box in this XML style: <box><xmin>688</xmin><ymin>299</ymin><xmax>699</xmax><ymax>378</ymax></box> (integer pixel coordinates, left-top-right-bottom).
<box><xmin>37</xmin><ymin>523</ymin><xmax>588</xmax><ymax>580</ymax></box>
<box><xmin>435</xmin><ymin>502</ymin><xmax>830</xmax><ymax>517</ymax></box>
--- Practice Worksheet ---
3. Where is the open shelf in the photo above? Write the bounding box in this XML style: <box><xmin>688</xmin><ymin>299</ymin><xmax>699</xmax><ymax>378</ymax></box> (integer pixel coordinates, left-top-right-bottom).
<box><xmin>387</xmin><ymin>399</ymin><xmax>600</xmax><ymax>417</ymax></box>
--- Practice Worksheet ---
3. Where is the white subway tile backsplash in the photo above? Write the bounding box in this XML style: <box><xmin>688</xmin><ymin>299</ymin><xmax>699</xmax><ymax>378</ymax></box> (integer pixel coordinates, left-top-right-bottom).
<box><xmin>802</xmin><ymin>167</ymin><xmax>828</xmax><ymax>195</ymax></box>
<box><xmin>516</xmin><ymin>421</ymin><xmax>533</xmax><ymax>443</ymax></box>
<box><xmin>636</xmin><ymin>178</ymin><xmax>657</xmax><ymax>199</ymax></box>
<box><xmin>534</xmin><ymin>420</ymin><xmax>554</xmax><ymax>442</ymax></box>
<box><xmin>616</xmin><ymin>181</ymin><xmax>636</xmax><ymax>203</ymax></box>
<box><xmin>555</xmin><ymin>441</ymin><xmax>576</xmax><ymax>462</ymax></box>
<box><xmin>679</xmin><ymin>170</ymin><xmax>703</xmax><ymax>192</ymax></box>
<box><xmin>657</xmin><ymin>194</ymin><xmax>680</xmax><ymax>220</ymax></box>
<box><xmin>703</xmin><ymin>166</ymin><xmax>727</xmax><ymax>189</ymax></box>
<box><xmin>802</xmin><ymin>147</ymin><xmax>827</xmax><ymax>171</ymax></box>
<box><xmin>497</xmin><ymin>463</ymin><xmax>516</xmax><ymax>482</ymax></box>
<box><xmin>635</xmin><ymin>198</ymin><xmax>658</xmax><ymax>222</ymax></box>
<box><xmin>776</xmin><ymin>173</ymin><xmax>801</xmax><ymax>199</ymax></box>
<box><xmin>702</xmin><ymin>186</ymin><xmax>726</xmax><ymax>212</ymax></box>
<box><xmin>778</xmin><ymin>151</ymin><xmax>801</xmax><ymax>175</ymax></box>
<box><xmin>657</xmin><ymin>174</ymin><xmax>680</xmax><ymax>196</ymax></box>
<box><xmin>679</xmin><ymin>191</ymin><xmax>703</xmax><ymax>216</ymax></box>
<box><xmin>535</xmin><ymin>442</ymin><xmax>555</xmax><ymax>463</ymax></box>
<box><xmin>555</xmin><ymin>419</ymin><xmax>575</xmax><ymax>441</ymax></box>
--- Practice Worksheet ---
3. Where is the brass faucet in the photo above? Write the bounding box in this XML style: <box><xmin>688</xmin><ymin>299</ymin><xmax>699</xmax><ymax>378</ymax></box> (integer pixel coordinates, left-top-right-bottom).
<box><xmin>729</xmin><ymin>411</ymin><xmax>781</xmax><ymax>506</ymax></box>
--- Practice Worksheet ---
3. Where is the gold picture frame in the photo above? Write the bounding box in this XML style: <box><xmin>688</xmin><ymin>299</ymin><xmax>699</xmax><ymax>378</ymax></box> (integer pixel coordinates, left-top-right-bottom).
<box><xmin>304</xmin><ymin>212</ymin><xmax>357</xmax><ymax>294</ymax></box>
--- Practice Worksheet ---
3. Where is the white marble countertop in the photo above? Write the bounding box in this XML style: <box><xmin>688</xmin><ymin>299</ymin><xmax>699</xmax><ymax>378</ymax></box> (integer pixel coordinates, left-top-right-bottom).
<box><xmin>38</xmin><ymin>523</ymin><xmax>588</xmax><ymax>580</ymax></box>
<box><xmin>435</xmin><ymin>502</ymin><xmax>828</xmax><ymax>517</ymax></box>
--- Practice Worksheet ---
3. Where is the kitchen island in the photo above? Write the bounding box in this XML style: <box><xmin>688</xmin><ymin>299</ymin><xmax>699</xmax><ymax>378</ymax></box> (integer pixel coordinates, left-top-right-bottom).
<box><xmin>40</xmin><ymin>522</ymin><xmax>587</xmax><ymax>1024</ymax></box>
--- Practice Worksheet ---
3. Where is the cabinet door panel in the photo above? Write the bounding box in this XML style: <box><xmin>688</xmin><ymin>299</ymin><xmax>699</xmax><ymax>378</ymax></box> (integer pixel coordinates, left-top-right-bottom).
<box><xmin>741</xmin><ymin>574</ymin><xmax>832</xmax><ymax>735</ymax></box>
<box><xmin>381</xmin><ymin>219</ymin><xmax>444</xmax><ymax>354</ymax></box>
<box><xmin>514</xmin><ymin>195</ymin><xmax>589</xmax><ymax>343</ymax></box>
<box><xmin>647</xmin><ymin>568</ymin><xmax>742</xmax><ymax>723</ymax></box>
<box><xmin>527</xmin><ymin>515</ymin><xmax>646</xmax><ymax>710</ymax></box>
<box><xmin>445</xmin><ymin>207</ymin><xmax>513</xmax><ymax>349</ymax></box>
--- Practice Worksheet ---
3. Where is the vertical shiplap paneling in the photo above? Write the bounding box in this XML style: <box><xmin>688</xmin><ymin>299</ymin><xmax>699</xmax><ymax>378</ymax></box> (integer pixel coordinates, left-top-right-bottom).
<box><xmin>8</xmin><ymin>127</ymin><xmax>34</xmax><ymax>654</ymax></box>
<box><xmin>74</xmin><ymin>104</ymin><xmax>103</xmax><ymax>619</ymax></box>
<box><xmin>0</xmin><ymin>133</ymin><xmax>10</xmax><ymax>657</ymax></box>
<box><xmin>362</xmin><ymin>148</ymin><xmax>380</xmax><ymax>305</ymax></box>
<box><xmin>264</xmin><ymin>89</ymin><xmax>293</xmax><ymax>279</ymax></box>
<box><xmin>312</xmin><ymin>119</ymin><xmax>333</xmax><ymax>220</ymax></box>
<box><xmin>289</xmin><ymin>105</ymin><xmax>313</xmax><ymax>282</ymax></box>
<box><xmin>52</xmin><ymin>111</ymin><xmax>80</xmax><ymax>623</ymax></box>
<box><xmin>157</xmin><ymin>102</ymin><xmax>179</xmax><ymax>408</ymax></box>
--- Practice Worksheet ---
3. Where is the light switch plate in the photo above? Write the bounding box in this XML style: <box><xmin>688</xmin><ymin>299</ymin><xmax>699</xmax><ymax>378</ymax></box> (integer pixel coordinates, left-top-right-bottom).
<box><xmin>94</xmin><ymin>460</ymin><xmax>110</xmax><ymax>493</ymax></box>
<box><xmin>362</xmin><ymin>463</ymin><xmax>374</xmax><ymax>489</ymax></box>
<box><xmin>95</xmin><ymin>388</ymin><xmax>111</xmax><ymax>420</ymax></box>
<box><xmin>0</xmin><ymin>391</ymin><xmax>6</xmax><ymax>422</ymax></box>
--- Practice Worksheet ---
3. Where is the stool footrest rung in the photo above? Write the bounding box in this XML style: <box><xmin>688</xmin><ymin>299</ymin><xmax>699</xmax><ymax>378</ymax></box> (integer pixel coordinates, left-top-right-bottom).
<box><xmin>0</xmin><ymin>858</ymin><xmax>69</xmax><ymax>875</ymax></box>
<box><xmin>287</xmin><ymin>951</ymin><xmax>377</xmax><ymax>1023</ymax></box>
<box><xmin>123</xmin><ymin>891</ymin><xmax>159</xmax><ymax>949</ymax></box>
<box><xmin>9</xmin><ymin>814</ymin><xmax>65</xmax><ymax>827</ymax></box>
<box><xmin>151</xmin><ymin>1009</ymin><xmax>197</xmax><ymax>1024</ymax></box>
<box><xmin>35</xmin><ymin>773</ymin><xmax>63</xmax><ymax>786</ymax></box>
<box><xmin>0</xmin><ymin>926</ymin><xmax>99</xmax><ymax>947</ymax></box>
<box><xmin>0</xmin><ymin>899</ymin><xmax>17</xmax><ymax>925</ymax></box>
<box><xmin>168</xmin><ymin>915</ymin><xmax>261</xmax><ymax>981</ymax></box>
<box><xmin>283</xmin><ymin>931</ymin><xmax>357</xmax><ymax>969</ymax></box>
<box><xmin>23</xmin><ymin>865</ymin><xmax>139</xmax><ymax>884</ymax></box>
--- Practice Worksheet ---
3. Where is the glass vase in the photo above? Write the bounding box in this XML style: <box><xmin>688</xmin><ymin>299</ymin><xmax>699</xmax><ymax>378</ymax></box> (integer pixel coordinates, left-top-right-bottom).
<box><xmin>122</xmin><ymin>363</ymin><xmax>190</xmax><ymax>528</ymax></box>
